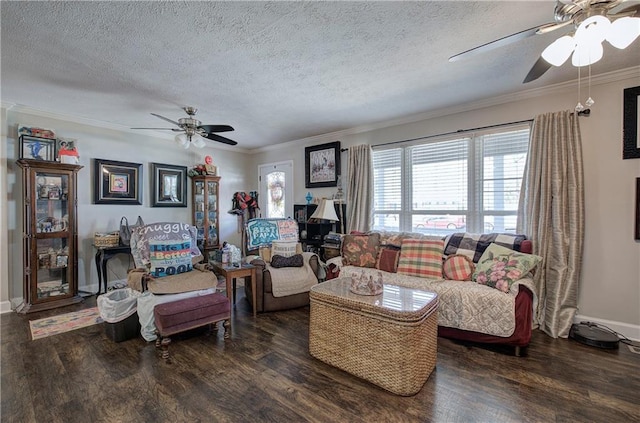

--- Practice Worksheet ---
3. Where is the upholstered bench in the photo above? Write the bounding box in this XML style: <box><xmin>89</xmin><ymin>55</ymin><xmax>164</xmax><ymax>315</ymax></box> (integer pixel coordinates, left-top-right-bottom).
<box><xmin>154</xmin><ymin>293</ymin><xmax>231</xmax><ymax>363</ymax></box>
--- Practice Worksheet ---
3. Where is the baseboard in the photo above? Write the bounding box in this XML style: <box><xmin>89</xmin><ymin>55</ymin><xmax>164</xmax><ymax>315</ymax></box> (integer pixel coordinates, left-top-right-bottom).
<box><xmin>574</xmin><ymin>314</ymin><xmax>640</xmax><ymax>342</ymax></box>
<box><xmin>0</xmin><ymin>300</ymin><xmax>13</xmax><ymax>314</ymax></box>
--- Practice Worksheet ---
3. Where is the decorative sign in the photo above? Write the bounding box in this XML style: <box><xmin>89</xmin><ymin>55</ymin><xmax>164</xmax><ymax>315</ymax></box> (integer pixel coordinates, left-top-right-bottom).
<box><xmin>245</xmin><ymin>218</ymin><xmax>299</xmax><ymax>250</ymax></box>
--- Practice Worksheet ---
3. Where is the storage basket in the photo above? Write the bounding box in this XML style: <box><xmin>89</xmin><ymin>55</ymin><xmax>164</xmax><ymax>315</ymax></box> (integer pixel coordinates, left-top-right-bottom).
<box><xmin>94</xmin><ymin>232</ymin><xmax>120</xmax><ymax>247</ymax></box>
<box><xmin>309</xmin><ymin>278</ymin><xmax>439</xmax><ymax>396</ymax></box>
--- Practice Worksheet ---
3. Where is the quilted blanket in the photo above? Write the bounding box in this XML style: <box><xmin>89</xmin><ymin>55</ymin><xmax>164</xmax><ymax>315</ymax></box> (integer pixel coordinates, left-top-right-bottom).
<box><xmin>340</xmin><ymin>265</ymin><xmax>536</xmax><ymax>337</ymax></box>
<box><xmin>269</xmin><ymin>252</ymin><xmax>318</xmax><ymax>297</ymax></box>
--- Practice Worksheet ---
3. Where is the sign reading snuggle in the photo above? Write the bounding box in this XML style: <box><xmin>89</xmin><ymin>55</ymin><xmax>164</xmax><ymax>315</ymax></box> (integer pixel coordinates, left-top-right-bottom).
<box><xmin>140</xmin><ymin>222</ymin><xmax>195</xmax><ymax>278</ymax></box>
<box><xmin>245</xmin><ymin>218</ymin><xmax>299</xmax><ymax>250</ymax></box>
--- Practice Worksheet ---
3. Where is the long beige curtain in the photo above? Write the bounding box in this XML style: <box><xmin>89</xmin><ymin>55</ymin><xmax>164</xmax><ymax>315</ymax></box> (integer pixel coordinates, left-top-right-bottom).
<box><xmin>517</xmin><ymin>110</ymin><xmax>585</xmax><ymax>338</ymax></box>
<box><xmin>346</xmin><ymin>144</ymin><xmax>373</xmax><ymax>233</ymax></box>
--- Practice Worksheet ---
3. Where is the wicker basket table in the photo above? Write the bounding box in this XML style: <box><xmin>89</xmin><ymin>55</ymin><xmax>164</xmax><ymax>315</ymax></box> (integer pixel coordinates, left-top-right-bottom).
<box><xmin>309</xmin><ymin>277</ymin><xmax>438</xmax><ymax>396</ymax></box>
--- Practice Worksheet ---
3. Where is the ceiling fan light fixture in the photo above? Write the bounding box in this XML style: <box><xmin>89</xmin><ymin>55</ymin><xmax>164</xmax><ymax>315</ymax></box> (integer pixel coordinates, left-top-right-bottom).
<box><xmin>175</xmin><ymin>133</ymin><xmax>190</xmax><ymax>149</ymax></box>
<box><xmin>575</xmin><ymin>15</ymin><xmax>611</xmax><ymax>45</ymax></box>
<box><xmin>541</xmin><ymin>35</ymin><xmax>575</xmax><ymax>66</ymax></box>
<box><xmin>606</xmin><ymin>17</ymin><xmax>640</xmax><ymax>49</ymax></box>
<box><xmin>191</xmin><ymin>134</ymin><xmax>207</xmax><ymax>148</ymax></box>
<box><xmin>571</xmin><ymin>40</ymin><xmax>603</xmax><ymax>67</ymax></box>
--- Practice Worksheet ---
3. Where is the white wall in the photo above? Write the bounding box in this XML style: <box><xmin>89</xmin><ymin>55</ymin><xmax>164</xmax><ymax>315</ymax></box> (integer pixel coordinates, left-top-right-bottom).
<box><xmin>249</xmin><ymin>69</ymin><xmax>640</xmax><ymax>338</ymax></box>
<box><xmin>3</xmin><ymin>109</ymin><xmax>250</xmax><ymax>307</ymax></box>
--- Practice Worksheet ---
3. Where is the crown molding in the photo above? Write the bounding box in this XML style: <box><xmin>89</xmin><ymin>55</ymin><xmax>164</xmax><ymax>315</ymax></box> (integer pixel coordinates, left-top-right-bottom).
<box><xmin>248</xmin><ymin>65</ymin><xmax>640</xmax><ymax>154</ymax></box>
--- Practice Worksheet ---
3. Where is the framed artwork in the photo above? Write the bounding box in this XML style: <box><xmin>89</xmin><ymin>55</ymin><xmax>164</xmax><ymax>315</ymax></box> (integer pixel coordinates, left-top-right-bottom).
<box><xmin>636</xmin><ymin>178</ymin><xmax>640</xmax><ymax>241</ymax></box>
<box><xmin>305</xmin><ymin>141</ymin><xmax>341</xmax><ymax>188</ymax></box>
<box><xmin>19</xmin><ymin>135</ymin><xmax>56</xmax><ymax>161</ymax></box>
<box><xmin>623</xmin><ymin>85</ymin><xmax>640</xmax><ymax>159</ymax></box>
<box><xmin>151</xmin><ymin>163</ymin><xmax>187</xmax><ymax>207</ymax></box>
<box><xmin>93</xmin><ymin>159</ymin><xmax>142</xmax><ymax>205</ymax></box>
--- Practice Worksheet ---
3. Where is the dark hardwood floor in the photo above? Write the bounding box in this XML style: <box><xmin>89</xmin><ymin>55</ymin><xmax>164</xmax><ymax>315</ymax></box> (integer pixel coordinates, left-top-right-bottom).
<box><xmin>2</xmin><ymin>290</ymin><xmax>639</xmax><ymax>423</ymax></box>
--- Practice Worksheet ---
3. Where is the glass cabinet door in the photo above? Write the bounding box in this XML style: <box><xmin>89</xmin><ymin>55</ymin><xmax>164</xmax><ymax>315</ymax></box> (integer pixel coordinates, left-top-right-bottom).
<box><xmin>33</xmin><ymin>171</ymin><xmax>72</xmax><ymax>301</ymax></box>
<box><xmin>206</xmin><ymin>180</ymin><xmax>218</xmax><ymax>247</ymax></box>
<box><xmin>194</xmin><ymin>180</ymin><xmax>206</xmax><ymax>246</ymax></box>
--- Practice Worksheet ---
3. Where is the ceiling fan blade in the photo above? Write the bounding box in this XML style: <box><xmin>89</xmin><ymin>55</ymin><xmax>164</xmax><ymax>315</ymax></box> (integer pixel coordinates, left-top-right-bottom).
<box><xmin>609</xmin><ymin>3</ymin><xmax>640</xmax><ymax>18</ymax></box>
<box><xmin>150</xmin><ymin>113</ymin><xmax>181</xmax><ymax>126</ymax></box>
<box><xmin>523</xmin><ymin>56</ymin><xmax>553</xmax><ymax>83</ymax></box>
<box><xmin>449</xmin><ymin>25</ymin><xmax>551</xmax><ymax>62</ymax></box>
<box><xmin>536</xmin><ymin>20</ymin><xmax>573</xmax><ymax>35</ymax></box>
<box><xmin>203</xmin><ymin>133</ymin><xmax>238</xmax><ymax>146</ymax></box>
<box><xmin>131</xmin><ymin>127</ymin><xmax>177</xmax><ymax>130</ymax></box>
<box><xmin>198</xmin><ymin>124</ymin><xmax>234</xmax><ymax>133</ymax></box>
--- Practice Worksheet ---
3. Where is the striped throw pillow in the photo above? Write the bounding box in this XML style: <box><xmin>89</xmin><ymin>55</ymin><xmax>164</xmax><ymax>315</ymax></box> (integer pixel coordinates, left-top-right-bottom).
<box><xmin>397</xmin><ymin>239</ymin><xmax>444</xmax><ymax>279</ymax></box>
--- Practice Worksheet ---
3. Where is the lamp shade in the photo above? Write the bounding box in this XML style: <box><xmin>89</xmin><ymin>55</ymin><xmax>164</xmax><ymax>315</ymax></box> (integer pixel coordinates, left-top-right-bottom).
<box><xmin>310</xmin><ymin>198</ymin><xmax>339</xmax><ymax>222</ymax></box>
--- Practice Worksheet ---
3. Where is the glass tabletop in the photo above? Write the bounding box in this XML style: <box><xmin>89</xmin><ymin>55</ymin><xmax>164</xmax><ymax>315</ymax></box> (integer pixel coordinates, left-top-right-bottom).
<box><xmin>312</xmin><ymin>277</ymin><xmax>437</xmax><ymax>313</ymax></box>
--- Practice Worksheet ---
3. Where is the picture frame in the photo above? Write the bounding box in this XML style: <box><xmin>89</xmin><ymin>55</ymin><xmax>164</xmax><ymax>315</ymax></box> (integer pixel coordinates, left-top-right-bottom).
<box><xmin>635</xmin><ymin>178</ymin><xmax>640</xmax><ymax>241</ymax></box>
<box><xmin>623</xmin><ymin>85</ymin><xmax>640</xmax><ymax>159</ymax></box>
<box><xmin>19</xmin><ymin>135</ymin><xmax>56</xmax><ymax>161</ymax></box>
<box><xmin>305</xmin><ymin>141</ymin><xmax>341</xmax><ymax>188</ymax></box>
<box><xmin>93</xmin><ymin>159</ymin><xmax>142</xmax><ymax>205</ymax></box>
<box><xmin>151</xmin><ymin>163</ymin><xmax>187</xmax><ymax>207</ymax></box>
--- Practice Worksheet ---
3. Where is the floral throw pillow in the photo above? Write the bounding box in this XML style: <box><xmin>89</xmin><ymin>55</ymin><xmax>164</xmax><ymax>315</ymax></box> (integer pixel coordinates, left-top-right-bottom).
<box><xmin>341</xmin><ymin>233</ymin><xmax>381</xmax><ymax>268</ymax></box>
<box><xmin>472</xmin><ymin>243</ymin><xmax>542</xmax><ymax>293</ymax></box>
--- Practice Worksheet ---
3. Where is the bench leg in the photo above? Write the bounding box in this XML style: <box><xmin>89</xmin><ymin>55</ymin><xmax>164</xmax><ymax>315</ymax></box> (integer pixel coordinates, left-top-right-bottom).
<box><xmin>160</xmin><ymin>337</ymin><xmax>172</xmax><ymax>363</ymax></box>
<box><xmin>223</xmin><ymin>319</ymin><xmax>230</xmax><ymax>339</ymax></box>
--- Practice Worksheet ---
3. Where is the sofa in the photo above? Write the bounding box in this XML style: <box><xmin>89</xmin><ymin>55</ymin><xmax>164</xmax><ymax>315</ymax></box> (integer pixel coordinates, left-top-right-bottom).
<box><xmin>327</xmin><ymin>231</ymin><xmax>540</xmax><ymax>356</ymax></box>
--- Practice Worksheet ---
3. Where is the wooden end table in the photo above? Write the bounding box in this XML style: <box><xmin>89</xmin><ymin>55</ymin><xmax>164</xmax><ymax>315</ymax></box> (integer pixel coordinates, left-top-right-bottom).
<box><xmin>209</xmin><ymin>261</ymin><xmax>257</xmax><ymax>317</ymax></box>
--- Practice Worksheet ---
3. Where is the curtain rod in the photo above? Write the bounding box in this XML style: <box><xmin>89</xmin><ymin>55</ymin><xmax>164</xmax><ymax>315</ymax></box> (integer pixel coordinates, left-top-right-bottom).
<box><xmin>340</xmin><ymin>110</ymin><xmax>589</xmax><ymax>152</ymax></box>
<box><xmin>340</xmin><ymin>118</ymin><xmax>533</xmax><ymax>152</ymax></box>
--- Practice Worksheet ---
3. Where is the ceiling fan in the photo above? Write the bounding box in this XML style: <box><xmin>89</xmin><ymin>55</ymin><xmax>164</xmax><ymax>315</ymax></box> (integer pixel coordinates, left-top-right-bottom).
<box><xmin>449</xmin><ymin>0</ymin><xmax>640</xmax><ymax>83</ymax></box>
<box><xmin>132</xmin><ymin>106</ymin><xmax>238</xmax><ymax>147</ymax></box>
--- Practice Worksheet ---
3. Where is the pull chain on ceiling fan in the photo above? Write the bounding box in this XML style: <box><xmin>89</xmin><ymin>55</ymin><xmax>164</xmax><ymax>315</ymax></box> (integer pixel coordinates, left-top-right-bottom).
<box><xmin>132</xmin><ymin>106</ymin><xmax>238</xmax><ymax>147</ymax></box>
<box><xmin>449</xmin><ymin>0</ymin><xmax>640</xmax><ymax>83</ymax></box>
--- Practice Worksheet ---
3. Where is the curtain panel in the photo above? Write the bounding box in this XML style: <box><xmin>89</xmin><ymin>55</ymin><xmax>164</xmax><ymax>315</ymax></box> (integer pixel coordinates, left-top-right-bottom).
<box><xmin>517</xmin><ymin>110</ymin><xmax>585</xmax><ymax>338</ymax></box>
<box><xmin>346</xmin><ymin>144</ymin><xmax>373</xmax><ymax>233</ymax></box>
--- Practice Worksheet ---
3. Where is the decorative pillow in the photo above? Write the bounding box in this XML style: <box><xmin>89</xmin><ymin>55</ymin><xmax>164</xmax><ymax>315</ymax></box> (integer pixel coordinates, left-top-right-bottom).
<box><xmin>375</xmin><ymin>246</ymin><xmax>401</xmax><ymax>273</ymax></box>
<box><xmin>149</xmin><ymin>238</ymin><xmax>193</xmax><ymax>278</ymax></box>
<box><xmin>271</xmin><ymin>241</ymin><xmax>299</xmax><ymax>258</ymax></box>
<box><xmin>341</xmin><ymin>233</ymin><xmax>381</xmax><ymax>268</ymax></box>
<box><xmin>130</xmin><ymin>222</ymin><xmax>199</xmax><ymax>269</ymax></box>
<box><xmin>270</xmin><ymin>254</ymin><xmax>304</xmax><ymax>268</ymax></box>
<box><xmin>472</xmin><ymin>243</ymin><xmax>542</xmax><ymax>292</ymax></box>
<box><xmin>397</xmin><ymin>239</ymin><xmax>444</xmax><ymax>279</ymax></box>
<box><xmin>443</xmin><ymin>254</ymin><xmax>475</xmax><ymax>281</ymax></box>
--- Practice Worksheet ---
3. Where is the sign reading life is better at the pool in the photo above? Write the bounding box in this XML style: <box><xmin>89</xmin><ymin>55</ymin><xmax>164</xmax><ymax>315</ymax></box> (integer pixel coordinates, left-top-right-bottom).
<box><xmin>142</xmin><ymin>222</ymin><xmax>195</xmax><ymax>278</ymax></box>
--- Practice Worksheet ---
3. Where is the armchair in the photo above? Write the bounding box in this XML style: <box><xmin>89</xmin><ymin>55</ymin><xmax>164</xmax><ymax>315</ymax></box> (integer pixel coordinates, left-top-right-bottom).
<box><xmin>126</xmin><ymin>222</ymin><xmax>217</xmax><ymax>294</ymax></box>
<box><xmin>244</xmin><ymin>218</ymin><xmax>321</xmax><ymax>312</ymax></box>
<box><xmin>247</xmin><ymin>252</ymin><xmax>320</xmax><ymax>312</ymax></box>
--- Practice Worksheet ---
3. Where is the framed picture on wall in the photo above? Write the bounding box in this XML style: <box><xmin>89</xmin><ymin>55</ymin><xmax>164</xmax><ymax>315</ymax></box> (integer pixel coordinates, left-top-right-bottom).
<box><xmin>305</xmin><ymin>141</ymin><xmax>341</xmax><ymax>188</ymax></box>
<box><xmin>635</xmin><ymin>178</ymin><xmax>640</xmax><ymax>241</ymax></box>
<box><xmin>151</xmin><ymin>163</ymin><xmax>187</xmax><ymax>207</ymax></box>
<box><xmin>93</xmin><ymin>158</ymin><xmax>143</xmax><ymax>205</ymax></box>
<box><xmin>623</xmin><ymin>85</ymin><xmax>640</xmax><ymax>159</ymax></box>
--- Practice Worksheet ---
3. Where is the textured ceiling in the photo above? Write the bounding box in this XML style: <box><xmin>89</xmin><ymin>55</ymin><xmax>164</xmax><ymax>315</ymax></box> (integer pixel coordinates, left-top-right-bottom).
<box><xmin>2</xmin><ymin>1</ymin><xmax>639</xmax><ymax>150</ymax></box>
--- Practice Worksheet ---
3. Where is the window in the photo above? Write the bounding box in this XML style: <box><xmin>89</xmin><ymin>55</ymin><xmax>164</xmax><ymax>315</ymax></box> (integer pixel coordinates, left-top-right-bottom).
<box><xmin>372</xmin><ymin>126</ymin><xmax>530</xmax><ymax>235</ymax></box>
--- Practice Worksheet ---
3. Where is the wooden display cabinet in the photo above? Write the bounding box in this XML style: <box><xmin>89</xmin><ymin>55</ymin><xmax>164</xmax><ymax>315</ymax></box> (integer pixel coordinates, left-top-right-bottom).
<box><xmin>17</xmin><ymin>159</ymin><xmax>83</xmax><ymax>313</ymax></box>
<box><xmin>191</xmin><ymin>175</ymin><xmax>220</xmax><ymax>256</ymax></box>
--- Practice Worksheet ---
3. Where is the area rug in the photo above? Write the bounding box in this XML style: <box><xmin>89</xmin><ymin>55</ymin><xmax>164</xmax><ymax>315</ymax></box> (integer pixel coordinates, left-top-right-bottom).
<box><xmin>29</xmin><ymin>307</ymin><xmax>103</xmax><ymax>340</ymax></box>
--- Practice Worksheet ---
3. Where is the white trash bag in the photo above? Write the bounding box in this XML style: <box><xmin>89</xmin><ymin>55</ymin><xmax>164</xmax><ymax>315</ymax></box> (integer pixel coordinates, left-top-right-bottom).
<box><xmin>97</xmin><ymin>288</ymin><xmax>141</xmax><ymax>323</ymax></box>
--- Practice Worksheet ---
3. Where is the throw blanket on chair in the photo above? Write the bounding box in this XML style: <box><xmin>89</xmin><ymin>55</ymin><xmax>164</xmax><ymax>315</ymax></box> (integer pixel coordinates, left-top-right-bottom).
<box><xmin>268</xmin><ymin>252</ymin><xmax>318</xmax><ymax>297</ymax></box>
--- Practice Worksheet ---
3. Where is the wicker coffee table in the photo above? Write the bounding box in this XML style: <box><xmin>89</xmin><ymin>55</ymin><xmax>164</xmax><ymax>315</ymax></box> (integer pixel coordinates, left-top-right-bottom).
<box><xmin>309</xmin><ymin>277</ymin><xmax>439</xmax><ymax>396</ymax></box>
